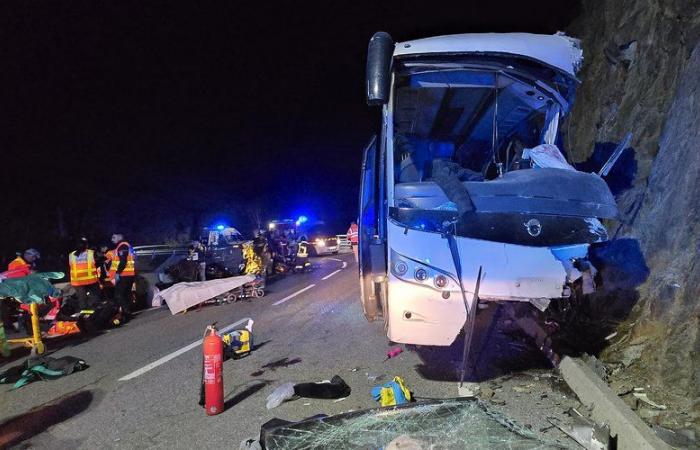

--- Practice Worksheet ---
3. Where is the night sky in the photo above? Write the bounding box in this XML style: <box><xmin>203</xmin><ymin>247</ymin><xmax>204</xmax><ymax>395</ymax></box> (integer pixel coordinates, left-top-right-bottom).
<box><xmin>2</xmin><ymin>0</ymin><xmax>580</xmax><ymax>264</ymax></box>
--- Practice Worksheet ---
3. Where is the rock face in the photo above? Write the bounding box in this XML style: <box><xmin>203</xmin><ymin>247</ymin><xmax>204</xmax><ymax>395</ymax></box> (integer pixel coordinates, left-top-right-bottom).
<box><xmin>566</xmin><ymin>0</ymin><xmax>700</xmax><ymax>430</ymax></box>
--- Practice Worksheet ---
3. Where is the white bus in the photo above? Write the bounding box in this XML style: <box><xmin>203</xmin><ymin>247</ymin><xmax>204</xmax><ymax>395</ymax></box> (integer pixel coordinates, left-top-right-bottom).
<box><xmin>358</xmin><ymin>32</ymin><xmax>618</xmax><ymax>355</ymax></box>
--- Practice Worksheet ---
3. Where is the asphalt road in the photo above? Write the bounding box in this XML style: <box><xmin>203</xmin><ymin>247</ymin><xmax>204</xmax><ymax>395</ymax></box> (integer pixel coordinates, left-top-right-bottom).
<box><xmin>0</xmin><ymin>254</ymin><xmax>580</xmax><ymax>449</ymax></box>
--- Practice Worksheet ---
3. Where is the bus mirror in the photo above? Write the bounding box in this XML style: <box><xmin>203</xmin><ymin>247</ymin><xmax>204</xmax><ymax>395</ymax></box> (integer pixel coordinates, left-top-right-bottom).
<box><xmin>366</xmin><ymin>32</ymin><xmax>393</xmax><ymax>106</ymax></box>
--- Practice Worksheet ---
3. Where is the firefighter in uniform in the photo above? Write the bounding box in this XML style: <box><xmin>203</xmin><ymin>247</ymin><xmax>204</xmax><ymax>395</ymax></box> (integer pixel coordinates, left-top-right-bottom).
<box><xmin>68</xmin><ymin>238</ymin><xmax>100</xmax><ymax>310</ymax></box>
<box><xmin>347</xmin><ymin>221</ymin><xmax>359</xmax><ymax>262</ymax></box>
<box><xmin>6</xmin><ymin>248</ymin><xmax>40</xmax><ymax>278</ymax></box>
<box><xmin>109</xmin><ymin>233</ymin><xmax>136</xmax><ymax>318</ymax></box>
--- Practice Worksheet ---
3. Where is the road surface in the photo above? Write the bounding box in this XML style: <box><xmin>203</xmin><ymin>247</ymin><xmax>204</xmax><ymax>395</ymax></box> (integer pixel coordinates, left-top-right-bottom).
<box><xmin>0</xmin><ymin>254</ymin><xmax>579</xmax><ymax>449</ymax></box>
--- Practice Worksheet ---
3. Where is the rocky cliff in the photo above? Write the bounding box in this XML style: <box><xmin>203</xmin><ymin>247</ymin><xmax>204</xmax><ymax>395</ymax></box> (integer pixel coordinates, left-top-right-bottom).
<box><xmin>566</xmin><ymin>0</ymin><xmax>700</xmax><ymax>432</ymax></box>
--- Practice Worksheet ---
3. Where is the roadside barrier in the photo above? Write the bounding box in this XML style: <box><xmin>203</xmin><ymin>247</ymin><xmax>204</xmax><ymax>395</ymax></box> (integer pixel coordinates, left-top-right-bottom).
<box><xmin>336</xmin><ymin>235</ymin><xmax>352</xmax><ymax>253</ymax></box>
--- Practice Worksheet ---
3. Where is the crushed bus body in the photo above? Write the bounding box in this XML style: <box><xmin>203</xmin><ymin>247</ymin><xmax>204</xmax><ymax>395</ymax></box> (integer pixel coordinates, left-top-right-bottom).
<box><xmin>359</xmin><ymin>32</ymin><xmax>618</xmax><ymax>352</ymax></box>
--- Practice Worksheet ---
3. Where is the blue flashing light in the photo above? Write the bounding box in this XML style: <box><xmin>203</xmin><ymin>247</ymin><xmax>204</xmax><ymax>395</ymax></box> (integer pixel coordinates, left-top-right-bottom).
<box><xmin>216</xmin><ymin>224</ymin><xmax>225</xmax><ymax>231</ymax></box>
<box><xmin>297</xmin><ymin>215</ymin><xmax>308</xmax><ymax>224</ymax></box>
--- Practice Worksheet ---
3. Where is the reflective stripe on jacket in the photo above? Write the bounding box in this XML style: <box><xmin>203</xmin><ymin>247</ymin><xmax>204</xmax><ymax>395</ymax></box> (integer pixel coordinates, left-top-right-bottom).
<box><xmin>69</xmin><ymin>249</ymin><xmax>99</xmax><ymax>286</ymax></box>
<box><xmin>347</xmin><ymin>224</ymin><xmax>359</xmax><ymax>244</ymax></box>
<box><xmin>109</xmin><ymin>242</ymin><xmax>136</xmax><ymax>277</ymax></box>
<box><xmin>6</xmin><ymin>257</ymin><xmax>31</xmax><ymax>278</ymax></box>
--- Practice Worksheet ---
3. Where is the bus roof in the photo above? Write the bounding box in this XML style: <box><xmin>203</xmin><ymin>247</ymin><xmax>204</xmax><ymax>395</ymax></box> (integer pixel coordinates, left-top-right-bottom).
<box><xmin>394</xmin><ymin>32</ymin><xmax>582</xmax><ymax>77</ymax></box>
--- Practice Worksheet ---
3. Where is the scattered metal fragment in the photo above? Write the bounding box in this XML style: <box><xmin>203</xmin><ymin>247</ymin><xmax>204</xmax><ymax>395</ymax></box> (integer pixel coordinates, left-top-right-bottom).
<box><xmin>549</xmin><ymin>409</ymin><xmax>610</xmax><ymax>450</ymax></box>
<box><xmin>633</xmin><ymin>393</ymin><xmax>667</xmax><ymax>410</ymax></box>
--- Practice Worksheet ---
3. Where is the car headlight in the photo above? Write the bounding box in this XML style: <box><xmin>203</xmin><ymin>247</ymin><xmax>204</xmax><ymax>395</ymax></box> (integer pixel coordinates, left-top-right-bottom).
<box><xmin>315</xmin><ymin>238</ymin><xmax>325</xmax><ymax>247</ymax></box>
<box><xmin>390</xmin><ymin>249</ymin><xmax>460</xmax><ymax>292</ymax></box>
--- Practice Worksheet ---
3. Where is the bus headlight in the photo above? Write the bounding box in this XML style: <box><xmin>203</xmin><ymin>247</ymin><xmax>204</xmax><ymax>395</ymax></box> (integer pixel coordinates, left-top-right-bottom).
<box><xmin>315</xmin><ymin>239</ymin><xmax>325</xmax><ymax>247</ymax></box>
<box><xmin>390</xmin><ymin>249</ymin><xmax>459</xmax><ymax>292</ymax></box>
<box><xmin>434</xmin><ymin>274</ymin><xmax>448</xmax><ymax>288</ymax></box>
<box><xmin>393</xmin><ymin>260</ymin><xmax>408</xmax><ymax>276</ymax></box>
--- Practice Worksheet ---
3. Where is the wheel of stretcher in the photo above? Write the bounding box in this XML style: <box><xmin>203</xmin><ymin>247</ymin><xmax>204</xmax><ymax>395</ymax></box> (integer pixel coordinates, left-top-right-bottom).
<box><xmin>255</xmin><ymin>289</ymin><xmax>265</xmax><ymax>298</ymax></box>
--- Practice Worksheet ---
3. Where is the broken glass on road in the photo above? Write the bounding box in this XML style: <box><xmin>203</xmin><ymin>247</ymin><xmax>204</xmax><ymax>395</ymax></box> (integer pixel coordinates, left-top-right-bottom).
<box><xmin>262</xmin><ymin>398</ymin><xmax>562</xmax><ymax>449</ymax></box>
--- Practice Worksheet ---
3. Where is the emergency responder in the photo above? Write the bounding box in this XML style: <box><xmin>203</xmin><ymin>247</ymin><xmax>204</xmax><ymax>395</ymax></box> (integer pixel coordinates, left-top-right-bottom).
<box><xmin>347</xmin><ymin>221</ymin><xmax>359</xmax><ymax>262</ymax></box>
<box><xmin>109</xmin><ymin>233</ymin><xmax>136</xmax><ymax>318</ymax></box>
<box><xmin>6</xmin><ymin>248</ymin><xmax>40</xmax><ymax>278</ymax></box>
<box><xmin>68</xmin><ymin>238</ymin><xmax>100</xmax><ymax>310</ymax></box>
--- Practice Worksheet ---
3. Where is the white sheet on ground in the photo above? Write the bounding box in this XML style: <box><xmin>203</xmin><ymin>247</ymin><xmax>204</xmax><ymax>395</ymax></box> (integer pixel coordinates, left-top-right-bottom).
<box><xmin>158</xmin><ymin>275</ymin><xmax>255</xmax><ymax>315</ymax></box>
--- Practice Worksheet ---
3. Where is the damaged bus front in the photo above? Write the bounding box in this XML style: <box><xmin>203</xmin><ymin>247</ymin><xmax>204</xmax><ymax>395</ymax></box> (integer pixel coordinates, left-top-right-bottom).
<box><xmin>359</xmin><ymin>32</ymin><xmax>618</xmax><ymax>350</ymax></box>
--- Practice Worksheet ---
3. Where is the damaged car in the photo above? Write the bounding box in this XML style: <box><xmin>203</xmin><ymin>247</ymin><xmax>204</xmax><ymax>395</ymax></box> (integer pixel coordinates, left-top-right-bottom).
<box><xmin>358</xmin><ymin>32</ymin><xmax>618</xmax><ymax>357</ymax></box>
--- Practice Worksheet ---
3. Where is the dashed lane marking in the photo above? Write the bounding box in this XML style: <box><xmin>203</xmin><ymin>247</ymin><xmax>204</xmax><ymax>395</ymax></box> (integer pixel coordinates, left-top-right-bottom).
<box><xmin>272</xmin><ymin>284</ymin><xmax>316</xmax><ymax>306</ymax></box>
<box><xmin>118</xmin><ymin>317</ymin><xmax>251</xmax><ymax>381</ymax></box>
<box><xmin>322</xmin><ymin>269</ymin><xmax>342</xmax><ymax>280</ymax></box>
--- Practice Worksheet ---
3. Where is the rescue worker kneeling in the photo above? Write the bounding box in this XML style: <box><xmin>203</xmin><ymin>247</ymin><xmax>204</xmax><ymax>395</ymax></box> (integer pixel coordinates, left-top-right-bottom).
<box><xmin>69</xmin><ymin>238</ymin><xmax>100</xmax><ymax>310</ymax></box>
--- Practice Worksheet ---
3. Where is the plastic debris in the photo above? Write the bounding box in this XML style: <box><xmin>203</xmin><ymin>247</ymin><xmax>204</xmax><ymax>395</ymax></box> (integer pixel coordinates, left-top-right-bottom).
<box><xmin>372</xmin><ymin>376</ymin><xmax>412</xmax><ymax>406</ymax></box>
<box><xmin>266</xmin><ymin>382</ymin><xmax>296</xmax><ymax>409</ymax></box>
<box><xmin>385</xmin><ymin>347</ymin><xmax>403</xmax><ymax>361</ymax></box>
<box><xmin>266</xmin><ymin>376</ymin><xmax>351</xmax><ymax>409</ymax></box>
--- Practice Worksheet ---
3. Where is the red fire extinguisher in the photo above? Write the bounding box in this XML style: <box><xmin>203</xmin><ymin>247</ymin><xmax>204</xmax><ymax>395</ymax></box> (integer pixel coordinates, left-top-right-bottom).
<box><xmin>202</xmin><ymin>324</ymin><xmax>224</xmax><ymax>415</ymax></box>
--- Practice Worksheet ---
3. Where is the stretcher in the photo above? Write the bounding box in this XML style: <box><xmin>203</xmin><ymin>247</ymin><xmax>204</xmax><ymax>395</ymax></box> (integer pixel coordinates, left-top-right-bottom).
<box><xmin>3</xmin><ymin>302</ymin><xmax>45</xmax><ymax>355</ymax></box>
<box><xmin>156</xmin><ymin>274</ymin><xmax>257</xmax><ymax>315</ymax></box>
<box><xmin>0</xmin><ymin>272</ymin><xmax>64</xmax><ymax>356</ymax></box>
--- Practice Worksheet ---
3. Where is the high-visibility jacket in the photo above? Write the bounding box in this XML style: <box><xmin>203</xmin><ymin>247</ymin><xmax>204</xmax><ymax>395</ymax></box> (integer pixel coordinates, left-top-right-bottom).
<box><xmin>6</xmin><ymin>256</ymin><xmax>31</xmax><ymax>278</ymax></box>
<box><xmin>347</xmin><ymin>224</ymin><xmax>359</xmax><ymax>244</ymax></box>
<box><xmin>69</xmin><ymin>249</ymin><xmax>99</xmax><ymax>286</ymax></box>
<box><xmin>99</xmin><ymin>250</ymin><xmax>114</xmax><ymax>282</ymax></box>
<box><xmin>109</xmin><ymin>242</ymin><xmax>136</xmax><ymax>278</ymax></box>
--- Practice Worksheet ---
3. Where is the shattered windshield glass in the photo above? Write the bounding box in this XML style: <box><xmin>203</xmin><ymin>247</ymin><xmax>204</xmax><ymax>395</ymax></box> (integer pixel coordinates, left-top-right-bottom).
<box><xmin>392</xmin><ymin>62</ymin><xmax>555</xmax><ymax>184</ymax></box>
<box><xmin>389</xmin><ymin>59</ymin><xmax>617</xmax><ymax>246</ymax></box>
<box><xmin>263</xmin><ymin>398</ymin><xmax>563</xmax><ymax>449</ymax></box>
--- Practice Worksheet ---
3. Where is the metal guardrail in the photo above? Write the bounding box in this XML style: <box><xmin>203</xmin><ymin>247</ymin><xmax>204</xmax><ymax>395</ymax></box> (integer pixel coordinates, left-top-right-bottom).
<box><xmin>336</xmin><ymin>235</ymin><xmax>352</xmax><ymax>253</ymax></box>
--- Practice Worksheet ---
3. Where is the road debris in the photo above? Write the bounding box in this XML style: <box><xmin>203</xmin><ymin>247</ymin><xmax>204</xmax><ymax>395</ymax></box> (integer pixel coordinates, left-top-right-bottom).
<box><xmin>479</xmin><ymin>386</ymin><xmax>495</xmax><ymax>400</ymax></box>
<box><xmin>548</xmin><ymin>408</ymin><xmax>610</xmax><ymax>450</ymax></box>
<box><xmin>260</xmin><ymin>398</ymin><xmax>551</xmax><ymax>449</ymax></box>
<box><xmin>365</xmin><ymin>372</ymin><xmax>385</xmax><ymax>382</ymax></box>
<box><xmin>0</xmin><ymin>355</ymin><xmax>89</xmax><ymax>389</ymax></box>
<box><xmin>266</xmin><ymin>376</ymin><xmax>351</xmax><ymax>409</ymax></box>
<box><xmin>513</xmin><ymin>384</ymin><xmax>535</xmax><ymax>394</ymax></box>
<box><xmin>632</xmin><ymin>392</ymin><xmax>667</xmax><ymax>410</ymax></box>
<box><xmin>384</xmin><ymin>347</ymin><xmax>403</xmax><ymax>361</ymax></box>
<box><xmin>457</xmin><ymin>382</ymin><xmax>480</xmax><ymax>397</ymax></box>
<box><xmin>371</xmin><ymin>376</ymin><xmax>411</xmax><ymax>406</ymax></box>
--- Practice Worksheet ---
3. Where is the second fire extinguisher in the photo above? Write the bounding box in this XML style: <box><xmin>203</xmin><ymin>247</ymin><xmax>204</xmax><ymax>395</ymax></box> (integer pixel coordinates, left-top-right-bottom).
<box><xmin>201</xmin><ymin>324</ymin><xmax>224</xmax><ymax>415</ymax></box>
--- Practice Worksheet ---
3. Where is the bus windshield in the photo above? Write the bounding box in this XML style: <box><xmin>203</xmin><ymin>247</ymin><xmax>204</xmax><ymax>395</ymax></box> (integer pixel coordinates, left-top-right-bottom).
<box><xmin>392</xmin><ymin>63</ymin><xmax>561</xmax><ymax>184</ymax></box>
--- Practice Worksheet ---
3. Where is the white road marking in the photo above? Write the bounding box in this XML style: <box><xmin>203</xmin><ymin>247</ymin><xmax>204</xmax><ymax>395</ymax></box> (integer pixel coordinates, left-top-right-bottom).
<box><xmin>328</xmin><ymin>258</ymin><xmax>343</xmax><ymax>262</ymax></box>
<box><xmin>342</xmin><ymin>261</ymin><xmax>348</xmax><ymax>269</ymax></box>
<box><xmin>322</xmin><ymin>269</ymin><xmax>342</xmax><ymax>280</ymax></box>
<box><xmin>272</xmin><ymin>284</ymin><xmax>316</xmax><ymax>306</ymax></box>
<box><xmin>118</xmin><ymin>317</ymin><xmax>251</xmax><ymax>381</ymax></box>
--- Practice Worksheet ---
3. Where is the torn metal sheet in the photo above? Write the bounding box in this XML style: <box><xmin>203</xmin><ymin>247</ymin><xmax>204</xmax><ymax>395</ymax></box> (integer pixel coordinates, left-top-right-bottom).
<box><xmin>262</xmin><ymin>398</ymin><xmax>560</xmax><ymax>449</ymax></box>
<box><xmin>549</xmin><ymin>410</ymin><xmax>610</xmax><ymax>450</ymax></box>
